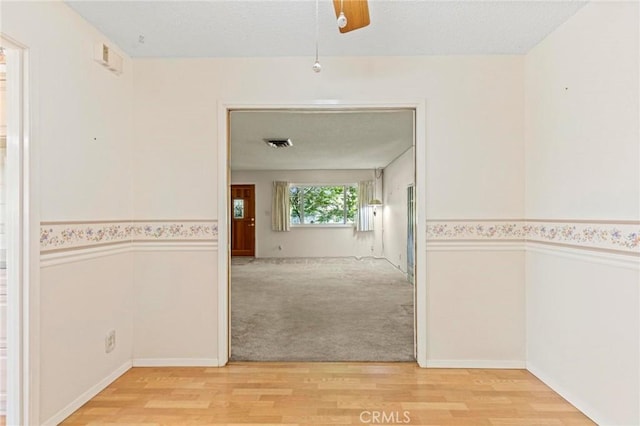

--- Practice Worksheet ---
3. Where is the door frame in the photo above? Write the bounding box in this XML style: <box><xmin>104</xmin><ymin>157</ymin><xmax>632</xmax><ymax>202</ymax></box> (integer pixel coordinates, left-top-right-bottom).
<box><xmin>217</xmin><ymin>100</ymin><xmax>427</xmax><ymax>367</ymax></box>
<box><xmin>2</xmin><ymin>35</ymin><xmax>39</xmax><ymax>425</ymax></box>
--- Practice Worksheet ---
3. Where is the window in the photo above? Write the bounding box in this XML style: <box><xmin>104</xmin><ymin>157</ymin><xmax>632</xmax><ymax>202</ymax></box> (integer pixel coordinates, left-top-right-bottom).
<box><xmin>290</xmin><ymin>184</ymin><xmax>357</xmax><ymax>225</ymax></box>
<box><xmin>233</xmin><ymin>199</ymin><xmax>245</xmax><ymax>219</ymax></box>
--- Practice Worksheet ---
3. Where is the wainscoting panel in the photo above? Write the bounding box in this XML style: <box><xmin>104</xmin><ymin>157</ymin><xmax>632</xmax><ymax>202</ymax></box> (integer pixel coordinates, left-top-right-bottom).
<box><xmin>426</xmin><ymin>249</ymin><xmax>526</xmax><ymax>365</ymax></box>
<box><xmin>425</xmin><ymin>218</ymin><xmax>637</xmax><ymax>376</ymax></box>
<box><xmin>132</xmin><ymin>248</ymin><xmax>218</xmax><ymax>363</ymax></box>
<box><xmin>38</xmin><ymin>218</ymin><xmax>637</xmax><ymax>423</ymax></box>
<box><xmin>526</xmin><ymin>249</ymin><xmax>639</xmax><ymax>426</ymax></box>
<box><xmin>39</xmin><ymin>251</ymin><xmax>134</xmax><ymax>423</ymax></box>
<box><xmin>38</xmin><ymin>220</ymin><xmax>220</xmax><ymax>423</ymax></box>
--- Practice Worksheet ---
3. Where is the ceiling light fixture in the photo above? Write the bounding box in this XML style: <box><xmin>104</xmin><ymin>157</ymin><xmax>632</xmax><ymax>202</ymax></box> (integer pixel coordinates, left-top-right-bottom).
<box><xmin>369</xmin><ymin>168</ymin><xmax>384</xmax><ymax>215</ymax></box>
<box><xmin>337</xmin><ymin>0</ymin><xmax>348</xmax><ymax>28</ymax></box>
<box><xmin>312</xmin><ymin>0</ymin><xmax>322</xmax><ymax>73</ymax></box>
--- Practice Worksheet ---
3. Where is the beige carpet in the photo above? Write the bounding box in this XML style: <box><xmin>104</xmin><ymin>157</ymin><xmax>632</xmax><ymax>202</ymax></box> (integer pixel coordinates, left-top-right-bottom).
<box><xmin>230</xmin><ymin>257</ymin><xmax>414</xmax><ymax>361</ymax></box>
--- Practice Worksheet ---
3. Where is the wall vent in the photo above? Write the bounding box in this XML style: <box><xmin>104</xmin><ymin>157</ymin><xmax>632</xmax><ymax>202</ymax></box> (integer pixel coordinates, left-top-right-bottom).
<box><xmin>264</xmin><ymin>138</ymin><xmax>293</xmax><ymax>148</ymax></box>
<box><xmin>94</xmin><ymin>42</ymin><xmax>123</xmax><ymax>75</ymax></box>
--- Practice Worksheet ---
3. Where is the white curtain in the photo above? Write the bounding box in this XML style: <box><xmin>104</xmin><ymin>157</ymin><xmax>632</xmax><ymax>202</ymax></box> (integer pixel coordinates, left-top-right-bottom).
<box><xmin>271</xmin><ymin>181</ymin><xmax>290</xmax><ymax>231</ymax></box>
<box><xmin>356</xmin><ymin>180</ymin><xmax>374</xmax><ymax>232</ymax></box>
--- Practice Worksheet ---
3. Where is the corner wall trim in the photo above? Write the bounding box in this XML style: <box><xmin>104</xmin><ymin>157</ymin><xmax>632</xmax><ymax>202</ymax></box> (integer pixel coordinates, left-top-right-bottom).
<box><xmin>42</xmin><ymin>361</ymin><xmax>132</xmax><ymax>426</ymax></box>
<box><xmin>526</xmin><ymin>363</ymin><xmax>603</xmax><ymax>425</ymax></box>
<box><xmin>425</xmin><ymin>360</ymin><xmax>526</xmax><ymax>369</ymax></box>
<box><xmin>132</xmin><ymin>358</ymin><xmax>219</xmax><ymax>367</ymax></box>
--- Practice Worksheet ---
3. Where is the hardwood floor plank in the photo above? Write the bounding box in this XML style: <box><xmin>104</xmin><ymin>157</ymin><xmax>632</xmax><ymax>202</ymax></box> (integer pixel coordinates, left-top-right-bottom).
<box><xmin>489</xmin><ymin>419</ymin><xmax>564</xmax><ymax>426</ymax></box>
<box><xmin>401</xmin><ymin>402</ymin><xmax>469</xmax><ymax>410</ymax></box>
<box><xmin>144</xmin><ymin>400</ymin><xmax>212</xmax><ymax>409</ymax></box>
<box><xmin>60</xmin><ymin>363</ymin><xmax>596</xmax><ymax>425</ymax></box>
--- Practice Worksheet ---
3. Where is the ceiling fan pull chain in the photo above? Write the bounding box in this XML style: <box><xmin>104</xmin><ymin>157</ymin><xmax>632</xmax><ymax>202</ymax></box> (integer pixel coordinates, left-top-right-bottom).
<box><xmin>338</xmin><ymin>0</ymin><xmax>347</xmax><ymax>29</ymax></box>
<box><xmin>312</xmin><ymin>0</ymin><xmax>322</xmax><ymax>72</ymax></box>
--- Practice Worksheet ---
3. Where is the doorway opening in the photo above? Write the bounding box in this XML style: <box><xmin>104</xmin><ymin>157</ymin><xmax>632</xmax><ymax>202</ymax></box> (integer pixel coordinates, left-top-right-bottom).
<box><xmin>222</xmin><ymin>106</ymin><xmax>424</xmax><ymax>363</ymax></box>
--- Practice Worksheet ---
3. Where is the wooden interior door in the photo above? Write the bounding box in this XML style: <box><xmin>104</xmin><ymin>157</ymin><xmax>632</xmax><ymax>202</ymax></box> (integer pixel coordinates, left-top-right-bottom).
<box><xmin>231</xmin><ymin>184</ymin><xmax>256</xmax><ymax>257</ymax></box>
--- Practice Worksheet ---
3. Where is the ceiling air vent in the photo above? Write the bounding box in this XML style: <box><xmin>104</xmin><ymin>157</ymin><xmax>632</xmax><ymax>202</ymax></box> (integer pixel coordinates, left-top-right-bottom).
<box><xmin>264</xmin><ymin>138</ymin><xmax>293</xmax><ymax>148</ymax></box>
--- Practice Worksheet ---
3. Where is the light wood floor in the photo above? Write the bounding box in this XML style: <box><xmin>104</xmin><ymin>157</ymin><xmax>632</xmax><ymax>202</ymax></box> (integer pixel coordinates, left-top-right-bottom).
<box><xmin>62</xmin><ymin>363</ymin><xmax>594</xmax><ymax>425</ymax></box>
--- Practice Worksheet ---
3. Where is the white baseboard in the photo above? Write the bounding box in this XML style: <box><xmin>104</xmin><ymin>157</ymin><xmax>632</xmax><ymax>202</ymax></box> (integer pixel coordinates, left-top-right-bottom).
<box><xmin>42</xmin><ymin>360</ymin><xmax>132</xmax><ymax>426</ymax></box>
<box><xmin>526</xmin><ymin>363</ymin><xmax>604</xmax><ymax>426</ymax></box>
<box><xmin>425</xmin><ymin>359</ymin><xmax>526</xmax><ymax>369</ymax></box>
<box><xmin>132</xmin><ymin>358</ymin><xmax>219</xmax><ymax>367</ymax></box>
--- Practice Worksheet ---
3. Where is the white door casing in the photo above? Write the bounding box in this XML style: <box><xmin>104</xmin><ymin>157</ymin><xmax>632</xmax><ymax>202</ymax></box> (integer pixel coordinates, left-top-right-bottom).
<box><xmin>2</xmin><ymin>34</ymin><xmax>39</xmax><ymax>426</ymax></box>
<box><xmin>217</xmin><ymin>100</ymin><xmax>427</xmax><ymax>367</ymax></box>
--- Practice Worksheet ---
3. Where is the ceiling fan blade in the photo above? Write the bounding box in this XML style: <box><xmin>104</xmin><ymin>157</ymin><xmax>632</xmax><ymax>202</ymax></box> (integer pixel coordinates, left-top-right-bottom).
<box><xmin>333</xmin><ymin>0</ymin><xmax>370</xmax><ymax>33</ymax></box>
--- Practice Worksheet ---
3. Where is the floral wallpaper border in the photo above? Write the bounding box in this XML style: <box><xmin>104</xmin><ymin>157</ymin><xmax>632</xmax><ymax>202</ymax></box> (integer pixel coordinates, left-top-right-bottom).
<box><xmin>426</xmin><ymin>221</ymin><xmax>527</xmax><ymax>241</ymax></box>
<box><xmin>427</xmin><ymin>220</ymin><xmax>639</xmax><ymax>255</ymax></box>
<box><xmin>40</xmin><ymin>219</ymin><xmax>638</xmax><ymax>255</ymax></box>
<box><xmin>40</xmin><ymin>221</ymin><xmax>218</xmax><ymax>252</ymax></box>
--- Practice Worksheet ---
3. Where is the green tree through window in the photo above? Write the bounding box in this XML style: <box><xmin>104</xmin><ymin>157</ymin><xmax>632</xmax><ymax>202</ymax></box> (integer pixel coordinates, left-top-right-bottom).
<box><xmin>290</xmin><ymin>185</ymin><xmax>357</xmax><ymax>225</ymax></box>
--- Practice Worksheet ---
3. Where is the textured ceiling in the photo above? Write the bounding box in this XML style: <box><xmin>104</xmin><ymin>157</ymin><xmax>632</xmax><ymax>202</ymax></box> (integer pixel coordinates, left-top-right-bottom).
<box><xmin>66</xmin><ymin>1</ymin><xmax>587</xmax><ymax>57</ymax></box>
<box><xmin>230</xmin><ymin>110</ymin><xmax>414</xmax><ymax>170</ymax></box>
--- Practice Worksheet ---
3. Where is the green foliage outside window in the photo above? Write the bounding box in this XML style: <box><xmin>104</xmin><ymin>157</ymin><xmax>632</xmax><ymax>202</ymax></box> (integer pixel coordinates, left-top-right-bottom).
<box><xmin>290</xmin><ymin>185</ymin><xmax>357</xmax><ymax>225</ymax></box>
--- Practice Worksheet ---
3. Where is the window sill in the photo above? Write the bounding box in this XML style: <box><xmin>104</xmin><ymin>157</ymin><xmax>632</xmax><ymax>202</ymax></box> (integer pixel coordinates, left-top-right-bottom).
<box><xmin>291</xmin><ymin>224</ymin><xmax>355</xmax><ymax>229</ymax></box>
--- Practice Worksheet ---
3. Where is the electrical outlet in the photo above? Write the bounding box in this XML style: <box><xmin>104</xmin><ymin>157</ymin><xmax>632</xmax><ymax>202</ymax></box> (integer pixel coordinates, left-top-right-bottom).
<box><xmin>105</xmin><ymin>329</ymin><xmax>116</xmax><ymax>353</ymax></box>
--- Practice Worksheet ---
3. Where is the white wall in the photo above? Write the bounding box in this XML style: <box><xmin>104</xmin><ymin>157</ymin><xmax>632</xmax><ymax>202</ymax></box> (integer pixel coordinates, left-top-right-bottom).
<box><xmin>526</xmin><ymin>251</ymin><xmax>638</xmax><ymax>425</ymax></box>
<box><xmin>382</xmin><ymin>148</ymin><xmax>414</xmax><ymax>273</ymax></box>
<box><xmin>524</xmin><ymin>2</ymin><xmax>639</xmax><ymax>424</ymax></box>
<box><xmin>3</xmin><ymin>3</ymin><xmax>134</xmax><ymax>222</ymax></box>
<box><xmin>525</xmin><ymin>3</ymin><xmax>639</xmax><ymax>221</ymax></box>
<box><xmin>231</xmin><ymin>169</ymin><xmax>378</xmax><ymax>258</ymax></box>
<box><xmin>427</xmin><ymin>250</ymin><xmax>525</xmax><ymax>366</ymax></box>
<box><xmin>40</xmin><ymin>254</ymin><xmax>133</xmax><ymax>422</ymax></box>
<box><xmin>134</xmin><ymin>56</ymin><xmax>524</xmax><ymax>220</ymax></box>
<box><xmin>2</xmin><ymin>2</ymin><xmax>135</xmax><ymax>423</ymax></box>
<box><xmin>133</xmin><ymin>250</ymin><xmax>217</xmax><ymax>364</ymax></box>
<box><xmin>134</xmin><ymin>55</ymin><xmax>526</xmax><ymax>367</ymax></box>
